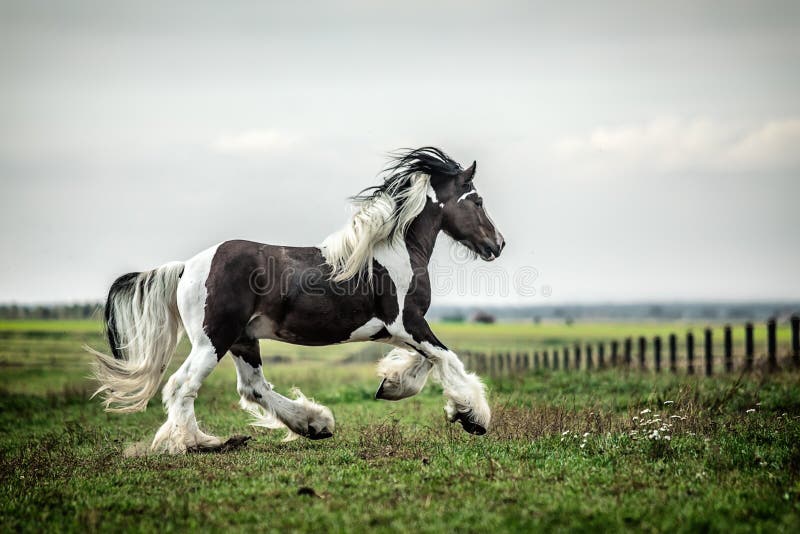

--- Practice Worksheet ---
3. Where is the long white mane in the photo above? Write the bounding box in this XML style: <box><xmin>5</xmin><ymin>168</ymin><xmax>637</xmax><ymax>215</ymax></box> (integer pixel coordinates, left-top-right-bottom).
<box><xmin>321</xmin><ymin>172</ymin><xmax>431</xmax><ymax>282</ymax></box>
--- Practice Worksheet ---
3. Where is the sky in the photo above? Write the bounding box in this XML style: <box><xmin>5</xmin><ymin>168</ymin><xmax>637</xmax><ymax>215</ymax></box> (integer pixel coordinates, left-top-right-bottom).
<box><xmin>1</xmin><ymin>0</ymin><xmax>798</xmax><ymax>304</ymax></box>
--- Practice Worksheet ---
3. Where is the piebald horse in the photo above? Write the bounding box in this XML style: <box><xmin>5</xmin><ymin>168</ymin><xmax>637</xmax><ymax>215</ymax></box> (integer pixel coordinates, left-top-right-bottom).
<box><xmin>91</xmin><ymin>147</ymin><xmax>505</xmax><ymax>453</ymax></box>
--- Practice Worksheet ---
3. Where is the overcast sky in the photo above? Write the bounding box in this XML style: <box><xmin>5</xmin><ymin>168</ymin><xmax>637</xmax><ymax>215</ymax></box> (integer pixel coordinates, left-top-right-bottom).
<box><xmin>1</xmin><ymin>0</ymin><xmax>798</xmax><ymax>304</ymax></box>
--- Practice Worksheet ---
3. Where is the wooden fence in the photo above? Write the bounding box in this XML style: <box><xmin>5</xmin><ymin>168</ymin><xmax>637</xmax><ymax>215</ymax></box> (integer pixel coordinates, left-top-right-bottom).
<box><xmin>460</xmin><ymin>315</ymin><xmax>800</xmax><ymax>378</ymax></box>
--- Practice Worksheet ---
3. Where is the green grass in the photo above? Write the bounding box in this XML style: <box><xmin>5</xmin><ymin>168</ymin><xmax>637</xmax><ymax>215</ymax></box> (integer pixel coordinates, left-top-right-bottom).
<box><xmin>1</xmin><ymin>320</ymin><xmax>799</xmax><ymax>532</ymax></box>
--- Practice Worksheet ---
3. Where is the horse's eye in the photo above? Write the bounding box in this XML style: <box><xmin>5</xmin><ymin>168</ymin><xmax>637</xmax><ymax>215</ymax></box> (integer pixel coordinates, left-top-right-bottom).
<box><xmin>474</xmin><ymin>198</ymin><xmax>483</xmax><ymax>207</ymax></box>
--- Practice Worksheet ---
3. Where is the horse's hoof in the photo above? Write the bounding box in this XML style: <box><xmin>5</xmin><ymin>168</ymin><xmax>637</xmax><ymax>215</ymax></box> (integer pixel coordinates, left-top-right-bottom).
<box><xmin>375</xmin><ymin>378</ymin><xmax>391</xmax><ymax>400</ymax></box>
<box><xmin>375</xmin><ymin>378</ymin><xmax>411</xmax><ymax>401</ymax></box>
<box><xmin>188</xmin><ymin>435</ymin><xmax>251</xmax><ymax>453</ymax></box>
<box><xmin>453</xmin><ymin>412</ymin><xmax>487</xmax><ymax>436</ymax></box>
<box><xmin>308</xmin><ymin>427</ymin><xmax>333</xmax><ymax>440</ymax></box>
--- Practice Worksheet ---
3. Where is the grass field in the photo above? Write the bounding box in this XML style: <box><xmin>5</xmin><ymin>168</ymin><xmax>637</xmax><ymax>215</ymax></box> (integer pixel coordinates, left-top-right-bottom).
<box><xmin>1</xmin><ymin>320</ymin><xmax>799</xmax><ymax>532</ymax></box>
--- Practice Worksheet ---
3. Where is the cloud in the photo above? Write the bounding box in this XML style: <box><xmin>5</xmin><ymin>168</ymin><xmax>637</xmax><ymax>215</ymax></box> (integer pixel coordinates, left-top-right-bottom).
<box><xmin>553</xmin><ymin>117</ymin><xmax>800</xmax><ymax>177</ymax></box>
<box><xmin>210</xmin><ymin>129</ymin><xmax>299</xmax><ymax>155</ymax></box>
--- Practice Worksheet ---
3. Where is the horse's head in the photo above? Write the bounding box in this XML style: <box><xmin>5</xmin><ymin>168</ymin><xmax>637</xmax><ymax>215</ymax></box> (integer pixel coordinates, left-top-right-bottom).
<box><xmin>434</xmin><ymin>161</ymin><xmax>506</xmax><ymax>261</ymax></box>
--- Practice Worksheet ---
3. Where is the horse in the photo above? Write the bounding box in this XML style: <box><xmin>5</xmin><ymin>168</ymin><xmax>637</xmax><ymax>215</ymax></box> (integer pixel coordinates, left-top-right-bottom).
<box><xmin>90</xmin><ymin>147</ymin><xmax>506</xmax><ymax>453</ymax></box>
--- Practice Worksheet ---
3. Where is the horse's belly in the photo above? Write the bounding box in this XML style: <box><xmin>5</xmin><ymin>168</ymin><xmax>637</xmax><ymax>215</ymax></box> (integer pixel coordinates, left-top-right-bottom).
<box><xmin>245</xmin><ymin>314</ymin><xmax>384</xmax><ymax>346</ymax></box>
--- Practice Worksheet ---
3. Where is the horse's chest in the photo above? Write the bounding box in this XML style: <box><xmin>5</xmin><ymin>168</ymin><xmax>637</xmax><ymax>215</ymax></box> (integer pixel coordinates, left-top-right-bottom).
<box><xmin>373</xmin><ymin>243</ymin><xmax>413</xmax><ymax>322</ymax></box>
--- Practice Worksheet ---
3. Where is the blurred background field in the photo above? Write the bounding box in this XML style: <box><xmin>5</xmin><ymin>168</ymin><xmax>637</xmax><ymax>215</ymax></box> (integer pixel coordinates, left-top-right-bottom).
<box><xmin>0</xmin><ymin>318</ymin><xmax>794</xmax><ymax>395</ymax></box>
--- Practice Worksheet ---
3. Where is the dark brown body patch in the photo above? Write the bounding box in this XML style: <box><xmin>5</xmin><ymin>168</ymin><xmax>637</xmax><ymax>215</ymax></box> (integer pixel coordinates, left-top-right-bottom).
<box><xmin>203</xmin><ymin>240</ymin><xmax>400</xmax><ymax>360</ymax></box>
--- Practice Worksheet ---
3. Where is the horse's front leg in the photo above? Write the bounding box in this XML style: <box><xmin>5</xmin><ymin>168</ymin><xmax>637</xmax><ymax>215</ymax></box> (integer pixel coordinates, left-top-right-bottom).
<box><xmin>399</xmin><ymin>316</ymin><xmax>491</xmax><ymax>435</ymax></box>
<box><xmin>375</xmin><ymin>347</ymin><xmax>433</xmax><ymax>401</ymax></box>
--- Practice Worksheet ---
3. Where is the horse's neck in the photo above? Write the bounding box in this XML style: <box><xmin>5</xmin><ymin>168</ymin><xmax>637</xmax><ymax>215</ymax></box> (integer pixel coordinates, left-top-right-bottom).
<box><xmin>402</xmin><ymin>203</ymin><xmax>441</xmax><ymax>271</ymax></box>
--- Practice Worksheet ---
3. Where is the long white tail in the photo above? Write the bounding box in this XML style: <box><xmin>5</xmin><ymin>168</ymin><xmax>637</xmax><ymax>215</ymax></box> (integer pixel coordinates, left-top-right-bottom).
<box><xmin>87</xmin><ymin>262</ymin><xmax>185</xmax><ymax>413</ymax></box>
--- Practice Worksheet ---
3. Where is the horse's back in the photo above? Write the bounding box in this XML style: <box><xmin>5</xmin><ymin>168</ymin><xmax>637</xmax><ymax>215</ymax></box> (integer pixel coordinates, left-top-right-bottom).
<box><xmin>184</xmin><ymin>239</ymin><xmax>384</xmax><ymax>349</ymax></box>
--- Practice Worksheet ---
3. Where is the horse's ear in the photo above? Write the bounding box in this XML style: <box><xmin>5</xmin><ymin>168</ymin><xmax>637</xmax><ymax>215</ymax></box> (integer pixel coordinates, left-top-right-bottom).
<box><xmin>462</xmin><ymin>160</ymin><xmax>477</xmax><ymax>182</ymax></box>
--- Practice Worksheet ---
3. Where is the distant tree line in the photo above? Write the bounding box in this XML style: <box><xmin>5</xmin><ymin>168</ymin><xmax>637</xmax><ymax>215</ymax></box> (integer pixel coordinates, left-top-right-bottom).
<box><xmin>0</xmin><ymin>303</ymin><xmax>102</xmax><ymax>320</ymax></box>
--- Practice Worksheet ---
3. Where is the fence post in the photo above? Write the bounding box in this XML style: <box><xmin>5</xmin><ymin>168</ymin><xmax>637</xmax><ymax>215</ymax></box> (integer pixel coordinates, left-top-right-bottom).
<box><xmin>563</xmin><ymin>347</ymin><xmax>570</xmax><ymax>370</ymax></box>
<box><xmin>553</xmin><ymin>349</ymin><xmax>559</xmax><ymax>370</ymax></box>
<box><xmin>724</xmin><ymin>325</ymin><xmax>733</xmax><ymax>373</ymax></box>
<box><xmin>534</xmin><ymin>351</ymin><xmax>540</xmax><ymax>371</ymax></box>
<box><xmin>611</xmin><ymin>340</ymin><xmax>619</xmax><ymax>366</ymax></box>
<box><xmin>687</xmin><ymin>332</ymin><xmax>695</xmax><ymax>375</ymax></box>
<box><xmin>654</xmin><ymin>336</ymin><xmax>662</xmax><ymax>373</ymax></box>
<box><xmin>574</xmin><ymin>344</ymin><xmax>581</xmax><ymax>370</ymax></box>
<box><xmin>497</xmin><ymin>351</ymin><xmax>505</xmax><ymax>375</ymax></box>
<box><xmin>792</xmin><ymin>314</ymin><xmax>800</xmax><ymax>367</ymax></box>
<box><xmin>506</xmin><ymin>352</ymin><xmax>513</xmax><ymax>374</ymax></box>
<box><xmin>767</xmin><ymin>318</ymin><xmax>777</xmax><ymax>371</ymax></box>
<box><xmin>523</xmin><ymin>351</ymin><xmax>530</xmax><ymax>371</ymax></box>
<box><xmin>598</xmin><ymin>343</ymin><xmax>605</xmax><ymax>368</ymax></box>
<box><xmin>669</xmin><ymin>334</ymin><xmax>677</xmax><ymax>373</ymax></box>
<box><xmin>745</xmin><ymin>323</ymin><xmax>754</xmax><ymax>372</ymax></box>
<box><xmin>543</xmin><ymin>350</ymin><xmax>550</xmax><ymax>369</ymax></box>
<box><xmin>638</xmin><ymin>336</ymin><xmax>646</xmax><ymax>371</ymax></box>
<box><xmin>704</xmin><ymin>328</ymin><xmax>713</xmax><ymax>376</ymax></box>
<box><xmin>624</xmin><ymin>338</ymin><xmax>632</xmax><ymax>367</ymax></box>
<box><xmin>586</xmin><ymin>345</ymin><xmax>593</xmax><ymax>370</ymax></box>
<box><xmin>515</xmin><ymin>352</ymin><xmax>523</xmax><ymax>372</ymax></box>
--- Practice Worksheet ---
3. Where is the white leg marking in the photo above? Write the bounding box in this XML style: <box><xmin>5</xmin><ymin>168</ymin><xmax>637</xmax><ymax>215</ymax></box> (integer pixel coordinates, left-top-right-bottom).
<box><xmin>153</xmin><ymin>343</ymin><xmax>220</xmax><ymax>453</ymax></box>
<box><xmin>420</xmin><ymin>341</ymin><xmax>491</xmax><ymax>429</ymax></box>
<box><xmin>232</xmin><ymin>355</ymin><xmax>335</xmax><ymax>441</ymax></box>
<box><xmin>376</xmin><ymin>348</ymin><xmax>433</xmax><ymax>400</ymax></box>
<box><xmin>152</xmin><ymin>244</ymin><xmax>222</xmax><ymax>454</ymax></box>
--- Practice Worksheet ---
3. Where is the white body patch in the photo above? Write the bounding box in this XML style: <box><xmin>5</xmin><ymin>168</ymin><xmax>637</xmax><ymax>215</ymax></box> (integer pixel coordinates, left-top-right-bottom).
<box><xmin>175</xmin><ymin>243</ymin><xmax>220</xmax><ymax>337</ymax></box>
<box><xmin>373</xmin><ymin>240</ymin><xmax>414</xmax><ymax>338</ymax></box>
<box><xmin>347</xmin><ymin>317</ymin><xmax>384</xmax><ymax>342</ymax></box>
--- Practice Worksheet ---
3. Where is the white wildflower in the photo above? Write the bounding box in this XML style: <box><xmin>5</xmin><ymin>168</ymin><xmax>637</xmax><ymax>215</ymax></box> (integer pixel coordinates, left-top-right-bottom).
<box><xmin>746</xmin><ymin>409</ymin><xmax>756</xmax><ymax>414</ymax></box>
<box><xmin>640</xmin><ymin>409</ymin><xmax>651</xmax><ymax>415</ymax></box>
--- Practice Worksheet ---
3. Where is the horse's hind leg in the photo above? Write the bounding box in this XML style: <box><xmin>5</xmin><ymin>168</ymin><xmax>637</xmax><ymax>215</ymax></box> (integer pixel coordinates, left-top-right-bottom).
<box><xmin>152</xmin><ymin>273</ymin><xmax>223</xmax><ymax>454</ymax></box>
<box><xmin>152</xmin><ymin>336</ymin><xmax>222</xmax><ymax>453</ymax></box>
<box><xmin>230</xmin><ymin>338</ymin><xmax>335</xmax><ymax>440</ymax></box>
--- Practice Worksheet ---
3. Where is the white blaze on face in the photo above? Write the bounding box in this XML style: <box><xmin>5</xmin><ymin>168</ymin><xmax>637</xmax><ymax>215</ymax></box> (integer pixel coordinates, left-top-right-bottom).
<box><xmin>457</xmin><ymin>189</ymin><xmax>477</xmax><ymax>203</ymax></box>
